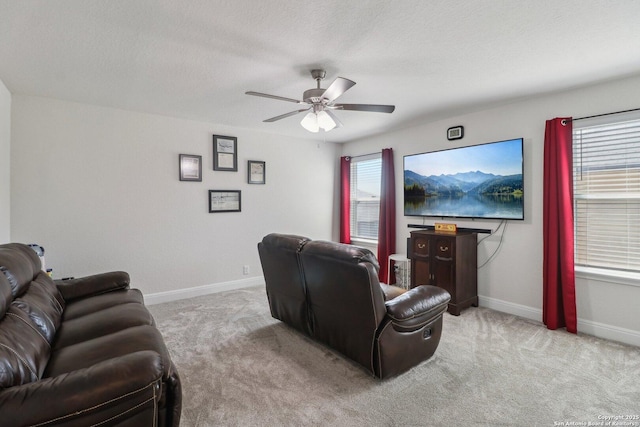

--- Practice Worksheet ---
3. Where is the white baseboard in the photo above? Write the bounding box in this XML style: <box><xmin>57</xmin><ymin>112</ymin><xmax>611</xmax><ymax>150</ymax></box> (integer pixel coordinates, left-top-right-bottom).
<box><xmin>478</xmin><ymin>295</ymin><xmax>640</xmax><ymax>347</ymax></box>
<box><xmin>145</xmin><ymin>276</ymin><xmax>264</xmax><ymax>306</ymax></box>
<box><xmin>577</xmin><ymin>318</ymin><xmax>640</xmax><ymax>347</ymax></box>
<box><xmin>478</xmin><ymin>295</ymin><xmax>542</xmax><ymax>323</ymax></box>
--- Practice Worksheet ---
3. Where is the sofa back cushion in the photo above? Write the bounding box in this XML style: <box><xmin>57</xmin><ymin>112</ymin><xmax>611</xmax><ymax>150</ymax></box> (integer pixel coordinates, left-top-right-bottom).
<box><xmin>0</xmin><ymin>306</ymin><xmax>51</xmax><ymax>388</ymax></box>
<box><xmin>0</xmin><ymin>243</ymin><xmax>65</xmax><ymax>388</ymax></box>
<box><xmin>0</xmin><ymin>243</ymin><xmax>48</xmax><ymax>295</ymax></box>
<box><xmin>0</xmin><ymin>244</ymin><xmax>64</xmax><ymax>344</ymax></box>
<box><xmin>0</xmin><ymin>273</ymin><xmax>11</xmax><ymax>320</ymax></box>
<box><xmin>258</xmin><ymin>234</ymin><xmax>311</xmax><ymax>335</ymax></box>
<box><xmin>299</xmin><ymin>240</ymin><xmax>387</xmax><ymax>375</ymax></box>
<box><xmin>12</xmin><ymin>272</ymin><xmax>65</xmax><ymax>343</ymax></box>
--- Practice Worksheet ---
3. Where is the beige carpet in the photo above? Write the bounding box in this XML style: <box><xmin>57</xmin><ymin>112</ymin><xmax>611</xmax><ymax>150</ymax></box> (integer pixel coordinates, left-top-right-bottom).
<box><xmin>149</xmin><ymin>286</ymin><xmax>640</xmax><ymax>427</ymax></box>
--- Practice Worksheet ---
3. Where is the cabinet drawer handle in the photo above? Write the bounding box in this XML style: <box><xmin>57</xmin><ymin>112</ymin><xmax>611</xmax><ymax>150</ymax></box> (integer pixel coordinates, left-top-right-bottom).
<box><xmin>439</xmin><ymin>246</ymin><xmax>449</xmax><ymax>252</ymax></box>
<box><xmin>435</xmin><ymin>256</ymin><xmax>452</xmax><ymax>262</ymax></box>
<box><xmin>417</xmin><ymin>243</ymin><xmax>426</xmax><ymax>249</ymax></box>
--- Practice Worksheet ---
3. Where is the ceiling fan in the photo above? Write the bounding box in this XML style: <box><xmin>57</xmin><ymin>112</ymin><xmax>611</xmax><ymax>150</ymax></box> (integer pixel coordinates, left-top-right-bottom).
<box><xmin>245</xmin><ymin>69</ymin><xmax>395</xmax><ymax>133</ymax></box>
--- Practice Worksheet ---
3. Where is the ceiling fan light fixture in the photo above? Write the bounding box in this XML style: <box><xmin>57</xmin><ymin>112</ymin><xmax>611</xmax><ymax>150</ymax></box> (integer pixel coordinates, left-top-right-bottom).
<box><xmin>300</xmin><ymin>111</ymin><xmax>319</xmax><ymax>132</ymax></box>
<box><xmin>316</xmin><ymin>110</ymin><xmax>336</xmax><ymax>131</ymax></box>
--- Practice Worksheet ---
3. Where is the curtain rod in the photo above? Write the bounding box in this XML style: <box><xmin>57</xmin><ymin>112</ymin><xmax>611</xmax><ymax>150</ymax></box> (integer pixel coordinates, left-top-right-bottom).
<box><xmin>351</xmin><ymin>148</ymin><xmax>393</xmax><ymax>159</ymax></box>
<box><xmin>570</xmin><ymin>107</ymin><xmax>640</xmax><ymax>122</ymax></box>
<box><xmin>347</xmin><ymin>152</ymin><xmax>380</xmax><ymax>160</ymax></box>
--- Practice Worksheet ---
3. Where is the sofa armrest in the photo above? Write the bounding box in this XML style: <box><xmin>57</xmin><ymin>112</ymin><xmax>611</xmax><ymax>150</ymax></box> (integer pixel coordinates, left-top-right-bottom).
<box><xmin>55</xmin><ymin>271</ymin><xmax>130</xmax><ymax>301</ymax></box>
<box><xmin>384</xmin><ymin>285</ymin><xmax>451</xmax><ymax>331</ymax></box>
<box><xmin>0</xmin><ymin>350</ymin><xmax>163</xmax><ymax>426</ymax></box>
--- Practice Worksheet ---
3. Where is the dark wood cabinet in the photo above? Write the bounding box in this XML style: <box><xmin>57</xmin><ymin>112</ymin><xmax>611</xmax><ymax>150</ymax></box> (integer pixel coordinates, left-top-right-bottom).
<box><xmin>409</xmin><ymin>230</ymin><xmax>478</xmax><ymax>315</ymax></box>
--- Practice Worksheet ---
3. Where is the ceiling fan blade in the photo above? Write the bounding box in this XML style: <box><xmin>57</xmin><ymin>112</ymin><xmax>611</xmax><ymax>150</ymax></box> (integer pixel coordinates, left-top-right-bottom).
<box><xmin>321</xmin><ymin>77</ymin><xmax>356</xmax><ymax>102</ymax></box>
<box><xmin>333</xmin><ymin>103</ymin><xmax>395</xmax><ymax>113</ymax></box>
<box><xmin>263</xmin><ymin>108</ymin><xmax>310</xmax><ymax>122</ymax></box>
<box><xmin>324</xmin><ymin>109</ymin><xmax>343</xmax><ymax>128</ymax></box>
<box><xmin>246</xmin><ymin>91</ymin><xmax>305</xmax><ymax>104</ymax></box>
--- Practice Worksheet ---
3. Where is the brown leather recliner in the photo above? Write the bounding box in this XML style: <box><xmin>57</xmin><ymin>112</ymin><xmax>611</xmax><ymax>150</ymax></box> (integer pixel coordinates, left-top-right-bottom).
<box><xmin>0</xmin><ymin>243</ymin><xmax>181</xmax><ymax>427</ymax></box>
<box><xmin>258</xmin><ymin>233</ymin><xmax>451</xmax><ymax>379</ymax></box>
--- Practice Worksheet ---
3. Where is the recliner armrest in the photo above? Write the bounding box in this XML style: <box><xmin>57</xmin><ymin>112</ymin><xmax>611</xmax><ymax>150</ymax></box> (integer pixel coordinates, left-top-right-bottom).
<box><xmin>55</xmin><ymin>271</ymin><xmax>130</xmax><ymax>301</ymax></box>
<box><xmin>384</xmin><ymin>285</ymin><xmax>451</xmax><ymax>331</ymax></box>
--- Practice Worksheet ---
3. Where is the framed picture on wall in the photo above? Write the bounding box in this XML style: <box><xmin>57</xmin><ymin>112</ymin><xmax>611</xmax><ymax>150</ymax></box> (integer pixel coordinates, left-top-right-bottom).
<box><xmin>248</xmin><ymin>160</ymin><xmax>265</xmax><ymax>184</ymax></box>
<box><xmin>179</xmin><ymin>154</ymin><xmax>202</xmax><ymax>181</ymax></box>
<box><xmin>209</xmin><ymin>190</ymin><xmax>241</xmax><ymax>213</ymax></box>
<box><xmin>213</xmin><ymin>135</ymin><xmax>237</xmax><ymax>171</ymax></box>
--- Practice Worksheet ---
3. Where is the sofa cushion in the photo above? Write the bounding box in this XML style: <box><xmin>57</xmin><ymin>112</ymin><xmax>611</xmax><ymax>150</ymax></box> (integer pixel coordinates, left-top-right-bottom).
<box><xmin>0</xmin><ymin>271</ymin><xmax>11</xmax><ymax>318</ymax></box>
<box><xmin>44</xmin><ymin>325</ymin><xmax>173</xmax><ymax>380</ymax></box>
<box><xmin>0</xmin><ymin>266</ymin><xmax>19</xmax><ymax>300</ymax></box>
<box><xmin>55</xmin><ymin>271</ymin><xmax>131</xmax><ymax>302</ymax></box>
<box><xmin>0</xmin><ymin>243</ymin><xmax>42</xmax><ymax>298</ymax></box>
<box><xmin>54</xmin><ymin>302</ymin><xmax>155</xmax><ymax>349</ymax></box>
<box><xmin>62</xmin><ymin>288</ymin><xmax>144</xmax><ymax>321</ymax></box>
<box><xmin>0</xmin><ymin>246</ymin><xmax>60</xmax><ymax>388</ymax></box>
<box><xmin>11</xmin><ymin>272</ymin><xmax>65</xmax><ymax>344</ymax></box>
<box><xmin>0</xmin><ymin>307</ymin><xmax>51</xmax><ymax>388</ymax></box>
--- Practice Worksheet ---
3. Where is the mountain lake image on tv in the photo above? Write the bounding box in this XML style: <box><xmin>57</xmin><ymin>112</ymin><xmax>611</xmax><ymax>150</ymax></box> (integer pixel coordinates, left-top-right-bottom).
<box><xmin>404</xmin><ymin>138</ymin><xmax>524</xmax><ymax>220</ymax></box>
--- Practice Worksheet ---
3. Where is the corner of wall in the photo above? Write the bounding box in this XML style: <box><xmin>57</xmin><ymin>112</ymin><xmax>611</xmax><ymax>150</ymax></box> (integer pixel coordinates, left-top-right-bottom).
<box><xmin>0</xmin><ymin>78</ymin><xmax>11</xmax><ymax>243</ymax></box>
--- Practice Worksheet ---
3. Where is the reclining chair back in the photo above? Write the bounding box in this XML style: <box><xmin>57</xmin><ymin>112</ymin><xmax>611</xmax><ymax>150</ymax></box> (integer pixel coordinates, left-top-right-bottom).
<box><xmin>258</xmin><ymin>234</ymin><xmax>311</xmax><ymax>335</ymax></box>
<box><xmin>299</xmin><ymin>240</ymin><xmax>386</xmax><ymax>376</ymax></box>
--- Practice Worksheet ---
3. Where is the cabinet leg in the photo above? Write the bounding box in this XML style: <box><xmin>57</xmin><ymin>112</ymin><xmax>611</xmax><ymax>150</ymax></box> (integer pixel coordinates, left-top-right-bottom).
<box><xmin>447</xmin><ymin>304</ymin><xmax>461</xmax><ymax>316</ymax></box>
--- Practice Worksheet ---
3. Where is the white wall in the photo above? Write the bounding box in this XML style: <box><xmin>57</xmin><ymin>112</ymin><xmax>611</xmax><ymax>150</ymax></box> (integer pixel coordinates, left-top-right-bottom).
<box><xmin>343</xmin><ymin>74</ymin><xmax>640</xmax><ymax>346</ymax></box>
<box><xmin>0</xmin><ymin>79</ymin><xmax>10</xmax><ymax>243</ymax></box>
<box><xmin>10</xmin><ymin>95</ymin><xmax>339</xmax><ymax>295</ymax></box>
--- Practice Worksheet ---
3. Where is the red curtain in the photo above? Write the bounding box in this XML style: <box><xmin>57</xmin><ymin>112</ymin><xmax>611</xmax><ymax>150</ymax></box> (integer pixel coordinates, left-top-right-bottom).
<box><xmin>377</xmin><ymin>148</ymin><xmax>396</xmax><ymax>283</ymax></box>
<box><xmin>339</xmin><ymin>156</ymin><xmax>351</xmax><ymax>244</ymax></box>
<box><xmin>543</xmin><ymin>117</ymin><xmax>577</xmax><ymax>333</ymax></box>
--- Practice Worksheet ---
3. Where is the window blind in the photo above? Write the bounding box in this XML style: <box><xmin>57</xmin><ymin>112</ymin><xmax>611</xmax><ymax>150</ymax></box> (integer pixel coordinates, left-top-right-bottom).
<box><xmin>350</xmin><ymin>155</ymin><xmax>381</xmax><ymax>240</ymax></box>
<box><xmin>573</xmin><ymin>117</ymin><xmax>640</xmax><ymax>273</ymax></box>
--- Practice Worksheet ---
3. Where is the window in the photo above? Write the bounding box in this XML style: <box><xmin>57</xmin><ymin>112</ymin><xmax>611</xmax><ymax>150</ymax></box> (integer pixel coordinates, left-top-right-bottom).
<box><xmin>572</xmin><ymin>113</ymin><xmax>640</xmax><ymax>274</ymax></box>
<box><xmin>350</xmin><ymin>154</ymin><xmax>382</xmax><ymax>241</ymax></box>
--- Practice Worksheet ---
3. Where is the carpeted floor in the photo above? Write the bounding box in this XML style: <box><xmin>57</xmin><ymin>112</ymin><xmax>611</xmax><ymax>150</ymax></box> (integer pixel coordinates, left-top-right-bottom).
<box><xmin>149</xmin><ymin>286</ymin><xmax>640</xmax><ymax>427</ymax></box>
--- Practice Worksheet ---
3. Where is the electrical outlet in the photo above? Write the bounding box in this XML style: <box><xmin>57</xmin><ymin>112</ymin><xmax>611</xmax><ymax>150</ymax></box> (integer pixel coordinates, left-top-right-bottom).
<box><xmin>243</xmin><ymin>265</ymin><xmax>250</xmax><ymax>275</ymax></box>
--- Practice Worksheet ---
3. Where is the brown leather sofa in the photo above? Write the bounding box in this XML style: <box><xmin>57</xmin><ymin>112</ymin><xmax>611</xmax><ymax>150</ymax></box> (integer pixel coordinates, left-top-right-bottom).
<box><xmin>258</xmin><ymin>233</ymin><xmax>451</xmax><ymax>379</ymax></box>
<box><xmin>0</xmin><ymin>243</ymin><xmax>181</xmax><ymax>427</ymax></box>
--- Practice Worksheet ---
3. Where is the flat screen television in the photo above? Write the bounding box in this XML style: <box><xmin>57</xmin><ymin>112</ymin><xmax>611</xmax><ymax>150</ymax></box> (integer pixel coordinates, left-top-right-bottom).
<box><xmin>403</xmin><ymin>138</ymin><xmax>524</xmax><ymax>220</ymax></box>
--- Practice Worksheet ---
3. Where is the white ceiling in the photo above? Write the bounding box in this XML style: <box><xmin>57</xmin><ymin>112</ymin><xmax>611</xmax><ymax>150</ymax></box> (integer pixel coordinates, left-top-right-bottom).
<box><xmin>2</xmin><ymin>1</ymin><xmax>640</xmax><ymax>143</ymax></box>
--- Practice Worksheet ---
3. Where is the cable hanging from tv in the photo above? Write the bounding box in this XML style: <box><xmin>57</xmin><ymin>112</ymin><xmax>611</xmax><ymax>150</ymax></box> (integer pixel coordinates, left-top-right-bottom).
<box><xmin>477</xmin><ymin>220</ymin><xmax>508</xmax><ymax>269</ymax></box>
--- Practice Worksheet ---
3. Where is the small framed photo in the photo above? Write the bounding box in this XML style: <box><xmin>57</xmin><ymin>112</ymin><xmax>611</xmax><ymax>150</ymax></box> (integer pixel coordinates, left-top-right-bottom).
<box><xmin>209</xmin><ymin>190</ymin><xmax>241</xmax><ymax>213</ymax></box>
<box><xmin>213</xmin><ymin>135</ymin><xmax>237</xmax><ymax>171</ymax></box>
<box><xmin>179</xmin><ymin>154</ymin><xmax>202</xmax><ymax>181</ymax></box>
<box><xmin>248</xmin><ymin>160</ymin><xmax>266</xmax><ymax>184</ymax></box>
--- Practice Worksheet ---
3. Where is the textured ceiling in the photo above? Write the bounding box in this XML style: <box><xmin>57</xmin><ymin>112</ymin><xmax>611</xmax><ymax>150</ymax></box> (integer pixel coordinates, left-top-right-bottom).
<box><xmin>2</xmin><ymin>1</ymin><xmax>640</xmax><ymax>143</ymax></box>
